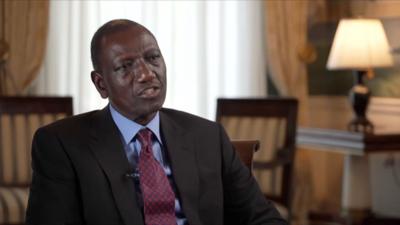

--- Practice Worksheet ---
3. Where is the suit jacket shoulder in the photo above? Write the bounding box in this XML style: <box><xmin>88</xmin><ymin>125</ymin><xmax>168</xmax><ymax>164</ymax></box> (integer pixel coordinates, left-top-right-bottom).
<box><xmin>159</xmin><ymin>108</ymin><xmax>217</xmax><ymax>128</ymax></box>
<box><xmin>37</xmin><ymin>109</ymin><xmax>99</xmax><ymax>137</ymax></box>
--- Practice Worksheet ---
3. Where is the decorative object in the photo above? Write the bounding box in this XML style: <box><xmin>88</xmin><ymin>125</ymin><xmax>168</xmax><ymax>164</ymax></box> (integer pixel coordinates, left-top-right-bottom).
<box><xmin>327</xmin><ymin>18</ymin><xmax>393</xmax><ymax>133</ymax></box>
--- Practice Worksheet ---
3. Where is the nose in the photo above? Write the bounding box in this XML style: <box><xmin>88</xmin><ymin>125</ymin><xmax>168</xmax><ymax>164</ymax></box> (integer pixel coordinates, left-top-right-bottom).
<box><xmin>136</xmin><ymin>59</ymin><xmax>155</xmax><ymax>82</ymax></box>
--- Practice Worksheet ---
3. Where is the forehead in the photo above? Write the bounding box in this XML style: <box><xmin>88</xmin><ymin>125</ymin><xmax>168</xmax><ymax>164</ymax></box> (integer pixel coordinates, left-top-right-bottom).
<box><xmin>100</xmin><ymin>26</ymin><xmax>159</xmax><ymax>58</ymax></box>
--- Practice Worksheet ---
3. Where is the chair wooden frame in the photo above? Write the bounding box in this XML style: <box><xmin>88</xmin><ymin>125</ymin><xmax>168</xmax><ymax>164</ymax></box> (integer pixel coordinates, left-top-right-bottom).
<box><xmin>0</xmin><ymin>96</ymin><xmax>73</xmax><ymax>225</ymax></box>
<box><xmin>231</xmin><ymin>139</ymin><xmax>260</xmax><ymax>170</ymax></box>
<box><xmin>0</xmin><ymin>96</ymin><xmax>73</xmax><ymax>115</ymax></box>
<box><xmin>216</xmin><ymin>97</ymin><xmax>298</xmax><ymax>217</ymax></box>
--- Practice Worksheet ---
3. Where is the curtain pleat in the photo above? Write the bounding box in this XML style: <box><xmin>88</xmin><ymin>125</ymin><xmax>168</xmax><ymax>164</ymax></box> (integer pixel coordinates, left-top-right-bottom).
<box><xmin>0</xmin><ymin>0</ymin><xmax>49</xmax><ymax>95</ymax></box>
<box><xmin>264</xmin><ymin>1</ymin><xmax>309</xmax><ymax>125</ymax></box>
<box><xmin>264</xmin><ymin>2</ymin><xmax>312</xmax><ymax>225</ymax></box>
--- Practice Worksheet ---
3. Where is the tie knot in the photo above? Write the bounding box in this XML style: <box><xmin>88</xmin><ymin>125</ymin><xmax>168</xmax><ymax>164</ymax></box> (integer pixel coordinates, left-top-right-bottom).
<box><xmin>137</xmin><ymin>128</ymin><xmax>153</xmax><ymax>147</ymax></box>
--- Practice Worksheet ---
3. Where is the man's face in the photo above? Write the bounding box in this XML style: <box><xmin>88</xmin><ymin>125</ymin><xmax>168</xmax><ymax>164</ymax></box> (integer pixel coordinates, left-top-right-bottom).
<box><xmin>92</xmin><ymin>26</ymin><xmax>167</xmax><ymax>124</ymax></box>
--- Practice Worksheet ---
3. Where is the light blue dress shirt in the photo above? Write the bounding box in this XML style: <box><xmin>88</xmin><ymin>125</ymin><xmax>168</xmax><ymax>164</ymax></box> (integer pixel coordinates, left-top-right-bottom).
<box><xmin>109</xmin><ymin>104</ymin><xmax>187</xmax><ymax>225</ymax></box>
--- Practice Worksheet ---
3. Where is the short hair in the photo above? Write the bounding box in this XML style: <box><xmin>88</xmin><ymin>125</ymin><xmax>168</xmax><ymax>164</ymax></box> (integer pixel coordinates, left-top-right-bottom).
<box><xmin>90</xmin><ymin>19</ymin><xmax>152</xmax><ymax>72</ymax></box>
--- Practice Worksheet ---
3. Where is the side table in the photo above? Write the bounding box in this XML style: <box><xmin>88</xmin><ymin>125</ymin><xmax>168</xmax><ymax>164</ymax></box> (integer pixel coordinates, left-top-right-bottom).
<box><xmin>297</xmin><ymin>127</ymin><xmax>400</xmax><ymax>224</ymax></box>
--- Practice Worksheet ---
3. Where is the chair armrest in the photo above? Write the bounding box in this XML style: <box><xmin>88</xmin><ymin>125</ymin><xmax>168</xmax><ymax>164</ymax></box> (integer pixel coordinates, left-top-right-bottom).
<box><xmin>253</xmin><ymin>147</ymin><xmax>294</xmax><ymax>170</ymax></box>
<box><xmin>231</xmin><ymin>139</ymin><xmax>260</xmax><ymax>170</ymax></box>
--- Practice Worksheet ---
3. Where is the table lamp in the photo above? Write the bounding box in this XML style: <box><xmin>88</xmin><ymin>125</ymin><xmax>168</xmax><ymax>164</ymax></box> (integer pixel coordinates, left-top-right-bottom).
<box><xmin>327</xmin><ymin>18</ymin><xmax>393</xmax><ymax>133</ymax></box>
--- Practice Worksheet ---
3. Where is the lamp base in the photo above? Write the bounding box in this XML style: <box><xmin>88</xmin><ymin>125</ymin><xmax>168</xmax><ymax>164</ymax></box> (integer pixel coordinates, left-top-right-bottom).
<box><xmin>348</xmin><ymin>70</ymin><xmax>374</xmax><ymax>133</ymax></box>
<box><xmin>348</xmin><ymin>117</ymin><xmax>374</xmax><ymax>133</ymax></box>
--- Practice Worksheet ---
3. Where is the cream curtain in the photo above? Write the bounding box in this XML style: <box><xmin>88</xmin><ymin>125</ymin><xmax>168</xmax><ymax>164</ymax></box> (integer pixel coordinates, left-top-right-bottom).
<box><xmin>32</xmin><ymin>0</ymin><xmax>267</xmax><ymax>119</ymax></box>
<box><xmin>0</xmin><ymin>0</ymin><xmax>49</xmax><ymax>95</ymax></box>
<box><xmin>264</xmin><ymin>2</ymin><xmax>312</xmax><ymax>225</ymax></box>
<box><xmin>264</xmin><ymin>1</ymin><xmax>309</xmax><ymax>125</ymax></box>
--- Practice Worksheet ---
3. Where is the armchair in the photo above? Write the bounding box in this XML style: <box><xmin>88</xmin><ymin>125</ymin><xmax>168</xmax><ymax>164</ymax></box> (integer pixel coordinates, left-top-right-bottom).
<box><xmin>216</xmin><ymin>98</ymin><xmax>298</xmax><ymax>220</ymax></box>
<box><xmin>0</xmin><ymin>96</ymin><xmax>72</xmax><ymax>225</ymax></box>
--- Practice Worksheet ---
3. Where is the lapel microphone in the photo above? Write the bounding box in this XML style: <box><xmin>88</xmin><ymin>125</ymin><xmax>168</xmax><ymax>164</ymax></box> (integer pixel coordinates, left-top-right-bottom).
<box><xmin>125</xmin><ymin>169</ymin><xmax>139</xmax><ymax>179</ymax></box>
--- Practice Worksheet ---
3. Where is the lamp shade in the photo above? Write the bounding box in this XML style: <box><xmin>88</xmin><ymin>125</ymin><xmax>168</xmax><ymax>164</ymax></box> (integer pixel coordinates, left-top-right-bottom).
<box><xmin>327</xmin><ymin>18</ymin><xmax>393</xmax><ymax>70</ymax></box>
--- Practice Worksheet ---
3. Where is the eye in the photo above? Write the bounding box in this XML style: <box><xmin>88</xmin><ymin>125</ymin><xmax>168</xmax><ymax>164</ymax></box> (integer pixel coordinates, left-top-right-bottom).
<box><xmin>114</xmin><ymin>65</ymin><xmax>123</xmax><ymax>72</ymax></box>
<box><xmin>146</xmin><ymin>53</ymin><xmax>161</xmax><ymax>63</ymax></box>
<box><xmin>114</xmin><ymin>61</ymin><xmax>133</xmax><ymax>72</ymax></box>
<box><xmin>124</xmin><ymin>61</ymin><xmax>133</xmax><ymax>68</ymax></box>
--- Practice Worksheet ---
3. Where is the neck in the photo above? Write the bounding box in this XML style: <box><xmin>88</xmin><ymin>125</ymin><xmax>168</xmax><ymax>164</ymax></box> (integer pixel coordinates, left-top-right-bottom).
<box><xmin>109</xmin><ymin>103</ymin><xmax>158</xmax><ymax>126</ymax></box>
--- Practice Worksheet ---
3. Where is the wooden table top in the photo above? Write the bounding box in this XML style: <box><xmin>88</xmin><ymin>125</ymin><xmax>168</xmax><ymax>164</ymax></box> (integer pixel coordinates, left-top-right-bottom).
<box><xmin>297</xmin><ymin>127</ymin><xmax>400</xmax><ymax>155</ymax></box>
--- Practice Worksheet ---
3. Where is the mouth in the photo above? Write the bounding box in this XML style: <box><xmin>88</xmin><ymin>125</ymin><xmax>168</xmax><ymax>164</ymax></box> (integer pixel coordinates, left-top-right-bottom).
<box><xmin>138</xmin><ymin>86</ymin><xmax>161</xmax><ymax>99</ymax></box>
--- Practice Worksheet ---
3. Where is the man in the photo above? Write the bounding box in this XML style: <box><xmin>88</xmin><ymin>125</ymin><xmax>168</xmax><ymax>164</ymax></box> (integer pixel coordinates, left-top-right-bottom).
<box><xmin>26</xmin><ymin>19</ymin><xmax>286</xmax><ymax>225</ymax></box>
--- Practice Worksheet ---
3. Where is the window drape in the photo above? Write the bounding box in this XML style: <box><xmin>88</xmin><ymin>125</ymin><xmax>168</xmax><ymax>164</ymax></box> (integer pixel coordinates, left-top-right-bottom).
<box><xmin>31</xmin><ymin>0</ymin><xmax>267</xmax><ymax>120</ymax></box>
<box><xmin>264</xmin><ymin>0</ymin><xmax>309</xmax><ymax>125</ymax></box>
<box><xmin>0</xmin><ymin>0</ymin><xmax>49</xmax><ymax>95</ymax></box>
<box><xmin>263</xmin><ymin>2</ymin><xmax>311</xmax><ymax>225</ymax></box>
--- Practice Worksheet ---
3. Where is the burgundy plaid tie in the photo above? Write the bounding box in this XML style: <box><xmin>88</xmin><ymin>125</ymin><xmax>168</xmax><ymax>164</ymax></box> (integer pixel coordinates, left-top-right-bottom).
<box><xmin>137</xmin><ymin>128</ymin><xmax>176</xmax><ymax>225</ymax></box>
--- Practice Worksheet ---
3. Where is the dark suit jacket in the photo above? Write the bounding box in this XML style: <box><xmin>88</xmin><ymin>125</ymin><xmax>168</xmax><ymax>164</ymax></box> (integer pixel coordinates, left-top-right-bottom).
<box><xmin>26</xmin><ymin>107</ymin><xmax>286</xmax><ymax>225</ymax></box>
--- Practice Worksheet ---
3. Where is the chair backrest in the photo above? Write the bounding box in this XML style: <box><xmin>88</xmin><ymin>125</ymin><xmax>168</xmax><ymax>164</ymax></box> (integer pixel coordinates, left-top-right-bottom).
<box><xmin>0</xmin><ymin>96</ymin><xmax>73</xmax><ymax>186</ymax></box>
<box><xmin>216</xmin><ymin>98</ymin><xmax>298</xmax><ymax>212</ymax></box>
<box><xmin>231</xmin><ymin>140</ymin><xmax>260</xmax><ymax>170</ymax></box>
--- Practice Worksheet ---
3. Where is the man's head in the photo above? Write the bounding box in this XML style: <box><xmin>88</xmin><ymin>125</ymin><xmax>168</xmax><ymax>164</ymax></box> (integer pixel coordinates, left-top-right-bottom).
<box><xmin>90</xmin><ymin>19</ymin><xmax>167</xmax><ymax>125</ymax></box>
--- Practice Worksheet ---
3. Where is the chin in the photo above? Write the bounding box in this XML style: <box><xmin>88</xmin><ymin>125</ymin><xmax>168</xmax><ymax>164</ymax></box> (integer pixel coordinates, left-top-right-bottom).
<box><xmin>148</xmin><ymin>101</ymin><xmax>164</xmax><ymax>113</ymax></box>
<box><xmin>137</xmin><ymin>98</ymin><xmax>162</xmax><ymax>114</ymax></box>
<box><xmin>151</xmin><ymin>94</ymin><xmax>165</xmax><ymax>109</ymax></box>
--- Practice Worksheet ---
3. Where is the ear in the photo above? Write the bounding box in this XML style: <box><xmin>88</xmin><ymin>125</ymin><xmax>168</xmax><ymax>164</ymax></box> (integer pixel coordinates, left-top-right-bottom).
<box><xmin>91</xmin><ymin>71</ymin><xmax>109</xmax><ymax>99</ymax></box>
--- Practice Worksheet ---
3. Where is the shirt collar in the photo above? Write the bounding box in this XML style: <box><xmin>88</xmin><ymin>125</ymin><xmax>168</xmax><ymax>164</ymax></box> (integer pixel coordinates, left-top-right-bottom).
<box><xmin>109</xmin><ymin>104</ymin><xmax>162</xmax><ymax>145</ymax></box>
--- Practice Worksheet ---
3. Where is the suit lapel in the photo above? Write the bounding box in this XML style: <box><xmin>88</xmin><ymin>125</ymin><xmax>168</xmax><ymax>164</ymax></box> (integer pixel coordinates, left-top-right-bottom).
<box><xmin>89</xmin><ymin>107</ymin><xmax>144</xmax><ymax>225</ymax></box>
<box><xmin>160</xmin><ymin>111</ymin><xmax>201</xmax><ymax>225</ymax></box>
